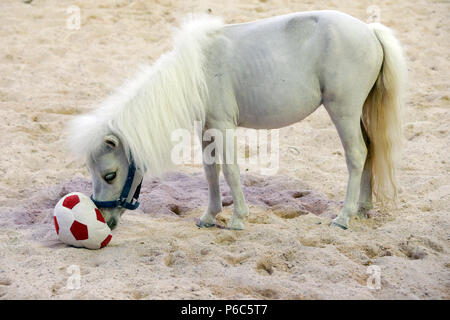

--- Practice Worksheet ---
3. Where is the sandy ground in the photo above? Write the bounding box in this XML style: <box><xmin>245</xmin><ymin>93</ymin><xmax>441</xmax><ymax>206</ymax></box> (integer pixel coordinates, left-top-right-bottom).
<box><xmin>0</xmin><ymin>0</ymin><xmax>449</xmax><ymax>299</ymax></box>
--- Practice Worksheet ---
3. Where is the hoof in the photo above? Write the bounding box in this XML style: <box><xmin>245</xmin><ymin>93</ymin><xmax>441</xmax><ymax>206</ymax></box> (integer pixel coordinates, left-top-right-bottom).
<box><xmin>331</xmin><ymin>214</ymin><xmax>350</xmax><ymax>230</ymax></box>
<box><xmin>330</xmin><ymin>221</ymin><xmax>348</xmax><ymax>230</ymax></box>
<box><xmin>357</xmin><ymin>203</ymin><xmax>372</xmax><ymax>219</ymax></box>
<box><xmin>197</xmin><ymin>211</ymin><xmax>218</xmax><ymax>228</ymax></box>
<box><xmin>196</xmin><ymin>219</ymin><xmax>215</xmax><ymax>228</ymax></box>
<box><xmin>227</xmin><ymin>219</ymin><xmax>244</xmax><ymax>230</ymax></box>
<box><xmin>357</xmin><ymin>212</ymin><xmax>369</xmax><ymax>219</ymax></box>
<box><xmin>227</xmin><ymin>225</ymin><xmax>244</xmax><ymax>231</ymax></box>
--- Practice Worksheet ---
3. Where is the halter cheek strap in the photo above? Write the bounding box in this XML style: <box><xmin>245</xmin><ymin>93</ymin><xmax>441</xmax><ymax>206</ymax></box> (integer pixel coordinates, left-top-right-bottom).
<box><xmin>90</xmin><ymin>156</ymin><xmax>143</xmax><ymax>210</ymax></box>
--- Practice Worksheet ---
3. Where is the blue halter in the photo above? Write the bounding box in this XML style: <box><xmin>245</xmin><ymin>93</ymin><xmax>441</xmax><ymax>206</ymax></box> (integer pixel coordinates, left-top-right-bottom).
<box><xmin>90</xmin><ymin>157</ymin><xmax>143</xmax><ymax>210</ymax></box>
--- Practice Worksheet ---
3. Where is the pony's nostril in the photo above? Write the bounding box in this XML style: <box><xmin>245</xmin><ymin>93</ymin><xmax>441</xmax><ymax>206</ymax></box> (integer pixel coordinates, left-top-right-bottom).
<box><xmin>107</xmin><ymin>218</ymin><xmax>118</xmax><ymax>230</ymax></box>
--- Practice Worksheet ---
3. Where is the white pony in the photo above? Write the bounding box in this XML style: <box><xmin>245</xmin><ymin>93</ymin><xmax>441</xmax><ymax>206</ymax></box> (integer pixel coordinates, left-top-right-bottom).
<box><xmin>69</xmin><ymin>11</ymin><xmax>406</xmax><ymax>230</ymax></box>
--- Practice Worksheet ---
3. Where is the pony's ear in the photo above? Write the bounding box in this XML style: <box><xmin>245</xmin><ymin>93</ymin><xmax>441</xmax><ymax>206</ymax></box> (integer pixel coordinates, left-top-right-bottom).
<box><xmin>104</xmin><ymin>135</ymin><xmax>120</xmax><ymax>149</ymax></box>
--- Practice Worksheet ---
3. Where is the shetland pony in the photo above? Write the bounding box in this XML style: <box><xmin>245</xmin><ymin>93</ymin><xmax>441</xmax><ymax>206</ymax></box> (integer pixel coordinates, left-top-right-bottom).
<box><xmin>69</xmin><ymin>11</ymin><xmax>406</xmax><ymax>230</ymax></box>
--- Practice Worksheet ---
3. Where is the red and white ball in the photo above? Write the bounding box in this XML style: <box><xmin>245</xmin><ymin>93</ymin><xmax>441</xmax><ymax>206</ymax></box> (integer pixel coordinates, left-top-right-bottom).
<box><xmin>53</xmin><ymin>192</ymin><xmax>112</xmax><ymax>250</ymax></box>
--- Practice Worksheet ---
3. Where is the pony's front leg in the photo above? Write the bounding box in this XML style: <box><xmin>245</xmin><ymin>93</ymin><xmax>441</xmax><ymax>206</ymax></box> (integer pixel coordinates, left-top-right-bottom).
<box><xmin>220</xmin><ymin>127</ymin><xmax>249</xmax><ymax>230</ymax></box>
<box><xmin>223</xmin><ymin>162</ymin><xmax>249</xmax><ymax>230</ymax></box>
<box><xmin>197</xmin><ymin>123</ymin><xmax>249</xmax><ymax>229</ymax></box>
<box><xmin>197</xmin><ymin>140</ymin><xmax>222</xmax><ymax>228</ymax></box>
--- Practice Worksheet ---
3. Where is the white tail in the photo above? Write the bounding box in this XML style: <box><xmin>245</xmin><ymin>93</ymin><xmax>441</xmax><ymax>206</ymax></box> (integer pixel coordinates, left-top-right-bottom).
<box><xmin>363</xmin><ymin>23</ymin><xmax>407</xmax><ymax>206</ymax></box>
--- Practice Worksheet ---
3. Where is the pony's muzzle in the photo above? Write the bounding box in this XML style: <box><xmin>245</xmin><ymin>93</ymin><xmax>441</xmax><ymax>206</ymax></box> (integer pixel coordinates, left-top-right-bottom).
<box><xmin>98</xmin><ymin>207</ymin><xmax>125</xmax><ymax>230</ymax></box>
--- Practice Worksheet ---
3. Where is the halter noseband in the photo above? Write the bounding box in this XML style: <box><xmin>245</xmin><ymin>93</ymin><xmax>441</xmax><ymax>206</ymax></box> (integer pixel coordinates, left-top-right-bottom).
<box><xmin>90</xmin><ymin>156</ymin><xmax>143</xmax><ymax>210</ymax></box>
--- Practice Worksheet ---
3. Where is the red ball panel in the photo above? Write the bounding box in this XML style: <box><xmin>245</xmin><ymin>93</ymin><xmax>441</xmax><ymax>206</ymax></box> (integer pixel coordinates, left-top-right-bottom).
<box><xmin>53</xmin><ymin>216</ymin><xmax>59</xmax><ymax>235</ymax></box>
<box><xmin>70</xmin><ymin>220</ymin><xmax>88</xmax><ymax>240</ymax></box>
<box><xmin>95</xmin><ymin>208</ymin><xmax>105</xmax><ymax>223</ymax></box>
<box><xmin>101</xmin><ymin>234</ymin><xmax>112</xmax><ymax>248</ymax></box>
<box><xmin>62</xmin><ymin>195</ymin><xmax>80</xmax><ymax>210</ymax></box>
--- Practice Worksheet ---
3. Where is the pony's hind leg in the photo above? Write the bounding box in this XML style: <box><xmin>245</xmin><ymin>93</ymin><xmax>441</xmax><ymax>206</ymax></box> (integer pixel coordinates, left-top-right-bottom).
<box><xmin>358</xmin><ymin>120</ymin><xmax>373</xmax><ymax>218</ymax></box>
<box><xmin>197</xmin><ymin>138</ymin><xmax>223</xmax><ymax>228</ymax></box>
<box><xmin>324</xmin><ymin>100</ymin><xmax>367</xmax><ymax>229</ymax></box>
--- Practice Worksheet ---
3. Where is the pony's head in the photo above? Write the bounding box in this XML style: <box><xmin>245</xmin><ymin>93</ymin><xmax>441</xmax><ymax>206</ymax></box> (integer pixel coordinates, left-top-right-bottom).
<box><xmin>86</xmin><ymin>134</ymin><xmax>129</xmax><ymax>229</ymax></box>
<box><xmin>80</xmin><ymin>133</ymin><xmax>143</xmax><ymax>229</ymax></box>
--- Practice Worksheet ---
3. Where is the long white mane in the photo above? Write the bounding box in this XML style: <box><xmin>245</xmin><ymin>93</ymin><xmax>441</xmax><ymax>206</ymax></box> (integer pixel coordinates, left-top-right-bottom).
<box><xmin>69</xmin><ymin>15</ymin><xmax>224</xmax><ymax>175</ymax></box>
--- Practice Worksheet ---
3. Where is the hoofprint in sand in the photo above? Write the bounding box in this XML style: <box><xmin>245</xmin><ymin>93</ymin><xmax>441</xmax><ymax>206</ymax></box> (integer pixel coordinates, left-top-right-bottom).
<box><xmin>0</xmin><ymin>0</ymin><xmax>448</xmax><ymax>299</ymax></box>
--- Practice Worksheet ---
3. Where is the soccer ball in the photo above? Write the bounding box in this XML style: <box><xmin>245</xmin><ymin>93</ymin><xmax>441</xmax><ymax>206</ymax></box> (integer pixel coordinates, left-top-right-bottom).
<box><xmin>53</xmin><ymin>192</ymin><xmax>112</xmax><ymax>250</ymax></box>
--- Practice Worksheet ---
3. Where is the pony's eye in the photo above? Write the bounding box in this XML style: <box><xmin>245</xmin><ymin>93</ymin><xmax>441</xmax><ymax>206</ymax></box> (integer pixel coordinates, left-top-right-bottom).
<box><xmin>104</xmin><ymin>172</ymin><xmax>116</xmax><ymax>183</ymax></box>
